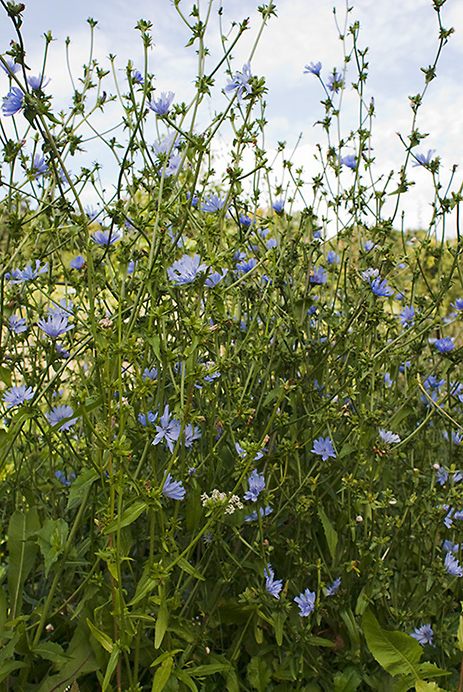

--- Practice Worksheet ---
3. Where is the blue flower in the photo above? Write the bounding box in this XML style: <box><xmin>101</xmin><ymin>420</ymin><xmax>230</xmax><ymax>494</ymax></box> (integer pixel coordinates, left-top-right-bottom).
<box><xmin>55</xmin><ymin>470</ymin><xmax>75</xmax><ymax>486</ymax></box>
<box><xmin>91</xmin><ymin>229</ymin><xmax>123</xmax><ymax>246</ymax></box>
<box><xmin>38</xmin><ymin>315</ymin><xmax>74</xmax><ymax>339</ymax></box>
<box><xmin>452</xmin><ymin>299</ymin><xmax>463</xmax><ymax>311</ymax></box>
<box><xmin>163</xmin><ymin>153</ymin><xmax>182</xmax><ymax>177</ymax></box>
<box><xmin>239</xmin><ymin>214</ymin><xmax>253</xmax><ymax>227</ymax></box>
<box><xmin>326</xmin><ymin>577</ymin><xmax>341</xmax><ymax>596</ymax></box>
<box><xmin>2</xmin><ymin>86</ymin><xmax>24</xmax><ymax>116</ymax></box>
<box><xmin>361</xmin><ymin>268</ymin><xmax>379</xmax><ymax>281</ymax></box>
<box><xmin>201</xmin><ymin>193</ymin><xmax>227</xmax><ymax>213</ymax></box>
<box><xmin>435</xmin><ymin>337</ymin><xmax>455</xmax><ymax>353</ymax></box>
<box><xmin>138</xmin><ymin>411</ymin><xmax>156</xmax><ymax>426</ymax></box>
<box><xmin>6</xmin><ymin>259</ymin><xmax>48</xmax><ymax>284</ymax></box>
<box><xmin>142</xmin><ymin>367</ymin><xmax>158</xmax><ymax>380</ymax></box>
<box><xmin>310</xmin><ymin>266</ymin><xmax>327</xmax><ymax>284</ymax></box>
<box><xmin>384</xmin><ymin>372</ymin><xmax>393</xmax><ymax>387</ymax></box>
<box><xmin>363</xmin><ymin>240</ymin><xmax>375</xmax><ymax>252</ymax></box>
<box><xmin>445</xmin><ymin>551</ymin><xmax>463</xmax><ymax>577</ymax></box>
<box><xmin>235</xmin><ymin>442</ymin><xmax>263</xmax><ymax>462</ymax></box>
<box><xmin>303</xmin><ymin>61</ymin><xmax>322</xmax><ymax>76</ymax></box>
<box><xmin>47</xmin><ymin>299</ymin><xmax>73</xmax><ymax>319</ymax></box>
<box><xmin>411</xmin><ymin>624</ymin><xmax>434</xmax><ymax>646</ymax></box>
<box><xmin>131</xmin><ymin>69</ymin><xmax>144</xmax><ymax>85</ymax></box>
<box><xmin>56</xmin><ymin>343</ymin><xmax>70</xmax><ymax>359</ymax></box>
<box><xmin>245</xmin><ymin>506</ymin><xmax>273</xmax><ymax>522</ymax></box>
<box><xmin>327</xmin><ymin>71</ymin><xmax>343</xmax><ymax>93</ymax></box>
<box><xmin>46</xmin><ymin>404</ymin><xmax>77</xmax><ymax>431</ymax></box>
<box><xmin>370</xmin><ymin>277</ymin><xmax>394</xmax><ymax>297</ymax></box>
<box><xmin>225</xmin><ymin>62</ymin><xmax>252</xmax><ymax>100</ymax></box>
<box><xmin>236</xmin><ymin>258</ymin><xmax>258</xmax><ymax>274</ymax></box>
<box><xmin>273</xmin><ymin>198</ymin><xmax>284</xmax><ymax>213</ymax></box>
<box><xmin>152</xmin><ymin>405</ymin><xmax>181</xmax><ymax>453</ymax></box>
<box><xmin>127</xmin><ymin>259</ymin><xmax>136</xmax><ymax>275</ymax></box>
<box><xmin>3</xmin><ymin>384</ymin><xmax>35</xmax><ymax>407</ymax></box>
<box><xmin>413</xmin><ymin>149</ymin><xmax>436</xmax><ymax>167</ymax></box>
<box><xmin>205</xmin><ymin>269</ymin><xmax>228</xmax><ymax>287</ymax></box>
<box><xmin>311</xmin><ymin>436</ymin><xmax>336</xmax><ymax>461</ymax></box>
<box><xmin>327</xmin><ymin>250</ymin><xmax>339</xmax><ymax>265</ymax></box>
<box><xmin>149</xmin><ymin>91</ymin><xmax>175</xmax><ymax>115</ymax></box>
<box><xmin>244</xmin><ymin>469</ymin><xmax>265</xmax><ymax>502</ymax></box>
<box><xmin>8</xmin><ymin>315</ymin><xmax>27</xmax><ymax>334</ymax></box>
<box><xmin>32</xmin><ymin>154</ymin><xmax>48</xmax><ymax>178</ymax></box>
<box><xmin>167</xmin><ymin>254</ymin><xmax>208</xmax><ymax>285</ymax></box>
<box><xmin>70</xmin><ymin>255</ymin><xmax>86</xmax><ymax>269</ymax></box>
<box><xmin>265</xmin><ymin>564</ymin><xmax>283</xmax><ymax>599</ymax></box>
<box><xmin>399</xmin><ymin>305</ymin><xmax>416</xmax><ymax>327</ymax></box>
<box><xmin>0</xmin><ymin>58</ymin><xmax>20</xmax><ymax>75</ymax></box>
<box><xmin>294</xmin><ymin>588</ymin><xmax>316</xmax><ymax>616</ymax></box>
<box><xmin>340</xmin><ymin>154</ymin><xmax>357</xmax><ymax>169</ymax></box>
<box><xmin>379</xmin><ymin>429</ymin><xmax>400</xmax><ymax>444</ymax></box>
<box><xmin>162</xmin><ymin>472</ymin><xmax>185</xmax><ymax>500</ymax></box>
<box><xmin>153</xmin><ymin>133</ymin><xmax>181</xmax><ymax>155</ymax></box>
<box><xmin>28</xmin><ymin>73</ymin><xmax>50</xmax><ymax>90</ymax></box>
<box><xmin>267</xmin><ymin>238</ymin><xmax>277</xmax><ymax>249</ymax></box>
<box><xmin>184</xmin><ymin>423</ymin><xmax>201</xmax><ymax>447</ymax></box>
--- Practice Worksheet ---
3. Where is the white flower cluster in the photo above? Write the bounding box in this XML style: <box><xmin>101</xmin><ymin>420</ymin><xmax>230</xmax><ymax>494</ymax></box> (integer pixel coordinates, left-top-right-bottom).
<box><xmin>201</xmin><ymin>489</ymin><xmax>243</xmax><ymax>514</ymax></box>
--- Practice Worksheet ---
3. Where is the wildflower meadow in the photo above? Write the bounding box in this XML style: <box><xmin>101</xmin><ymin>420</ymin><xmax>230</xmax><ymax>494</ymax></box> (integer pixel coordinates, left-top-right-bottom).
<box><xmin>1</xmin><ymin>0</ymin><xmax>463</xmax><ymax>690</ymax></box>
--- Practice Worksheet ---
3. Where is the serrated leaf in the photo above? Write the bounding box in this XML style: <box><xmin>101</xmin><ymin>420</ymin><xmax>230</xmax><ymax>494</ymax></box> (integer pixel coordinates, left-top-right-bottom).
<box><xmin>152</xmin><ymin>655</ymin><xmax>173</xmax><ymax>692</ymax></box>
<box><xmin>334</xmin><ymin>666</ymin><xmax>362</xmax><ymax>692</ymax></box>
<box><xmin>7</xmin><ymin>508</ymin><xmax>40</xmax><ymax>618</ymax></box>
<box><xmin>318</xmin><ymin>507</ymin><xmax>338</xmax><ymax>560</ymax></box>
<box><xmin>189</xmin><ymin>662</ymin><xmax>233</xmax><ymax>676</ymax></box>
<box><xmin>248</xmin><ymin>656</ymin><xmax>271</xmax><ymax>692</ymax></box>
<box><xmin>35</xmin><ymin>518</ymin><xmax>69</xmax><ymax>577</ymax></box>
<box><xmin>362</xmin><ymin>609</ymin><xmax>422</xmax><ymax>679</ymax></box>
<box><xmin>32</xmin><ymin>640</ymin><xmax>69</xmax><ymax>663</ymax></box>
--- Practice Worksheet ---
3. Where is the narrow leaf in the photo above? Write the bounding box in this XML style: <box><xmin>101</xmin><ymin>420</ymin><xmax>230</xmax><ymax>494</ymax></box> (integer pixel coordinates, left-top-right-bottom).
<box><xmin>103</xmin><ymin>501</ymin><xmax>147</xmax><ymax>534</ymax></box>
<box><xmin>151</xmin><ymin>655</ymin><xmax>173</xmax><ymax>692</ymax></box>
<box><xmin>155</xmin><ymin>600</ymin><xmax>168</xmax><ymax>650</ymax></box>
<box><xmin>318</xmin><ymin>507</ymin><xmax>338</xmax><ymax>560</ymax></box>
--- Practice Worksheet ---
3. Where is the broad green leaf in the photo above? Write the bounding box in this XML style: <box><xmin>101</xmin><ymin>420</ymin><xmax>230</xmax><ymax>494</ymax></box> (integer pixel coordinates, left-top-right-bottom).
<box><xmin>0</xmin><ymin>660</ymin><xmax>28</xmax><ymax>682</ymax></box>
<box><xmin>247</xmin><ymin>656</ymin><xmax>271</xmax><ymax>692</ymax></box>
<box><xmin>318</xmin><ymin>507</ymin><xmax>338</xmax><ymax>560</ymax></box>
<box><xmin>177</xmin><ymin>556</ymin><xmax>205</xmax><ymax>580</ymax></box>
<box><xmin>32</xmin><ymin>640</ymin><xmax>69</xmax><ymax>663</ymax></box>
<box><xmin>67</xmin><ymin>468</ymin><xmax>99</xmax><ymax>511</ymax></box>
<box><xmin>35</xmin><ymin>518</ymin><xmax>69</xmax><ymax>577</ymax></box>
<box><xmin>7</xmin><ymin>508</ymin><xmax>40</xmax><ymax>617</ymax></box>
<box><xmin>152</xmin><ymin>655</ymin><xmax>173</xmax><ymax>692</ymax></box>
<box><xmin>0</xmin><ymin>365</ymin><xmax>12</xmax><ymax>387</ymax></box>
<box><xmin>362</xmin><ymin>610</ymin><xmax>422</xmax><ymax>679</ymax></box>
<box><xmin>86</xmin><ymin>619</ymin><xmax>114</xmax><ymax>653</ymax></box>
<box><xmin>103</xmin><ymin>500</ymin><xmax>147</xmax><ymax>534</ymax></box>
<box><xmin>155</xmin><ymin>600</ymin><xmax>168</xmax><ymax>649</ymax></box>
<box><xmin>102</xmin><ymin>646</ymin><xmax>119</xmax><ymax>692</ymax></box>
<box><xmin>415</xmin><ymin>682</ymin><xmax>445</xmax><ymax>692</ymax></box>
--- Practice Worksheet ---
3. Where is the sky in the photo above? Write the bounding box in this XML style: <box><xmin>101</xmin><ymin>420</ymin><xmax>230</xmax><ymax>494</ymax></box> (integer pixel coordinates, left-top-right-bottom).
<box><xmin>1</xmin><ymin>0</ymin><xmax>462</xmax><ymax>234</ymax></box>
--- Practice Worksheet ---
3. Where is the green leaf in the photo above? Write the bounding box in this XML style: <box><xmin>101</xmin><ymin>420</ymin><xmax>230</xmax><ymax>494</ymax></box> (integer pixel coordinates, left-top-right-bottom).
<box><xmin>155</xmin><ymin>600</ymin><xmax>168</xmax><ymax>650</ymax></box>
<box><xmin>35</xmin><ymin>518</ymin><xmax>69</xmax><ymax>577</ymax></box>
<box><xmin>189</xmin><ymin>662</ymin><xmax>233</xmax><ymax>676</ymax></box>
<box><xmin>32</xmin><ymin>640</ymin><xmax>69</xmax><ymax>663</ymax></box>
<box><xmin>362</xmin><ymin>609</ymin><xmax>422</xmax><ymax>679</ymax></box>
<box><xmin>174</xmin><ymin>670</ymin><xmax>198</xmax><ymax>692</ymax></box>
<box><xmin>177</xmin><ymin>556</ymin><xmax>205</xmax><ymax>581</ymax></box>
<box><xmin>7</xmin><ymin>508</ymin><xmax>40</xmax><ymax>617</ymax></box>
<box><xmin>273</xmin><ymin>610</ymin><xmax>286</xmax><ymax>646</ymax></box>
<box><xmin>247</xmin><ymin>656</ymin><xmax>271</xmax><ymax>692</ymax></box>
<box><xmin>102</xmin><ymin>646</ymin><xmax>119</xmax><ymax>692</ymax></box>
<box><xmin>103</xmin><ymin>501</ymin><xmax>147</xmax><ymax>534</ymax></box>
<box><xmin>86</xmin><ymin>619</ymin><xmax>114</xmax><ymax>653</ymax></box>
<box><xmin>458</xmin><ymin>614</ymin><xmax>463</xmax><ymax>652</ymax></box>
<box><xmin>0</xmin><ymin>660</ymin><xmax>28</xmax><ymax>682</ymax></box>
<box><xmin>334</xmin><ymin>667</ymin><xmax>362</xmax><ymax>692</ymax></box>
<box><xmin>152</xmin><ymin>655</ymin><xmax>173</xmax><ymax>692</ymax></box>
<box><xmin>415</xmin><ymin>682</ymin><xmax>445</xmax><ymax>692</ymax></box>
<box><xmin>67</xmin><ymin>468</ymin><xmax>99</xmax><ymax>511</ymax></box>
<box><xmin>318</xmin><ymin>507</ymin><xmax>338</xmax><ymax>560</ymax></box>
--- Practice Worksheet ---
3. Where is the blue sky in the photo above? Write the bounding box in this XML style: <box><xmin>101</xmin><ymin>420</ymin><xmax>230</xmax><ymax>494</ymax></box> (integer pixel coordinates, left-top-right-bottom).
<box><xmin>1</xmin><ymin>0</ymin><xmax>462</xmax><ymax>233</ymax></box>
